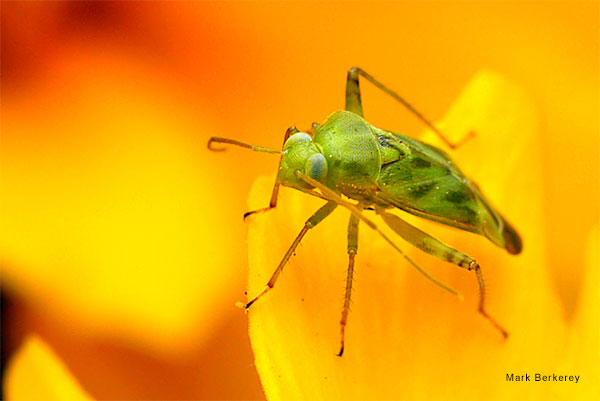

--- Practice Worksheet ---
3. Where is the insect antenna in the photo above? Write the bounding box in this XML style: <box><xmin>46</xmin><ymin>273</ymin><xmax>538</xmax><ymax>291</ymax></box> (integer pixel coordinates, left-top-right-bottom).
<box><xmin>295</xmin><ymin>171</ymin><xmax>461</xmax><ymax>298</ymax></box>
<box><xmin>208</xmin><ymin>137</ymin><xmax>282</xmax><ymax>154</ymax></box>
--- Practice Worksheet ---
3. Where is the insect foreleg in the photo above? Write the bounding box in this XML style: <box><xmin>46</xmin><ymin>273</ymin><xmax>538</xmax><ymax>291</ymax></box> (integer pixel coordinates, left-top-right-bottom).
<box><xmin>244</xmin><ymin>126</ymin><xmax>299</xmax><ymax>219</ymax></box>
<box><xmin>338</xmin><ymin>211</ymin><xmax>360</xmax><ymax>357</ymax></box>
<box><xmin>346</xmin><ymin>67</ymin><xmax>474</xmax><ymax>149</ymax></box>
<box><xmin>379</xmin><ymin>212</ymin><xmax>508</xmax><ymax>338</ymax></box>
<box><xmin>245</xmin><ymin>200</ymin><xmax>337</xmax><ymax>309</ymax></box>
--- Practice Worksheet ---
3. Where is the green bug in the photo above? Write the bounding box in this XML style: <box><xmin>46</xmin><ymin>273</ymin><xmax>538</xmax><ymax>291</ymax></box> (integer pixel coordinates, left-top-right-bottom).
<box><xmin>208</xmin><ymin>67</ymin><xmax>522</xmax><ymax>356</ymax></box>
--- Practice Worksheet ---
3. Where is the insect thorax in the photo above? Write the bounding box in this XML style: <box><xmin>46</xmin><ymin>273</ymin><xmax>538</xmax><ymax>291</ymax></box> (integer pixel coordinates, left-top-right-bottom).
<box><xmin>312</xmin><ymin>111</ymin><xmax>382</xmax><ymax>199</ymax></box>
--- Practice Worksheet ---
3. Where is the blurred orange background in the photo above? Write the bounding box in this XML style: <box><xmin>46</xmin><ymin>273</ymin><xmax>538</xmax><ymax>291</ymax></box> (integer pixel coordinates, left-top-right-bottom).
<box><xmin>1</xmin><ymin>1</ymin><xmax>597</xmax><ymax>400</ymax></box>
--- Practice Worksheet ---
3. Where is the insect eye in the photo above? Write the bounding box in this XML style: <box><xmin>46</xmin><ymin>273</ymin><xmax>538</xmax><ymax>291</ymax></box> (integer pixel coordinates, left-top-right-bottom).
<box><xmin>305</xmin><ymin>153</ymin><xmax>328</xmax><ymax>182</ymax></box>
<box><xmin>284</xmin><ymin>133</ymin><xmax>312</xmax><ymax>150</ymax></box>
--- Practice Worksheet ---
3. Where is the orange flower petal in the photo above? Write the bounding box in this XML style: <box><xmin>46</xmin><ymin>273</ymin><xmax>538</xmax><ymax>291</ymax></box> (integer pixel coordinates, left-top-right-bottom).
<box><xmin>0</xmin><ymin>49</ymin><xmax>245</xmax><ymax>357</ymax></box>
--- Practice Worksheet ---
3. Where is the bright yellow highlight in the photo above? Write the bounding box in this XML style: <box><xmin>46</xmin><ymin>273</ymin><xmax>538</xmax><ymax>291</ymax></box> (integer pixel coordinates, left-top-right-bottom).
<box><xmin>4</xmin><ymin>336</ymin><xmax>92</xmax><ymax>400</ymax></box>
<box><xmin>0</xmin><ymin>51</ymin><xmax>244</xmax><ymax>357</ymax></box>
<box><xmin>246</xmin><ymin>72</ymin><xmax>599</xmax><ymax>400</ymax></box>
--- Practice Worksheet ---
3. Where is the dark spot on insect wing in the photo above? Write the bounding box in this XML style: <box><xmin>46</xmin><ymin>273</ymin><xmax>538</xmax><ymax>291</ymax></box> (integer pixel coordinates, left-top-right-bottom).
<box><xmin>410</xmin><ymin>157</ymin><xmax>431</xmax><ymax>168</ymax></box>
<box><xmin>445</xmin><ymin>190</ymin><xmax>469</xmax><ymax>204</ymax></box>
<box><xmin>408</xmin><ymin>182</ymin><xmax>435</xmax><ymax>199</ymax></box>
<box><xmin>457</xmin><ymin>205</ymin><xmax>478</xmax><ymax>222</ymax></box>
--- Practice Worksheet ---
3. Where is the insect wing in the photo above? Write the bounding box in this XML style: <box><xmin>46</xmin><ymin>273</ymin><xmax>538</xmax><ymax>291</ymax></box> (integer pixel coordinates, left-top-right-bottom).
<box><xmin>374</xmin><ymin>129</ymin><xmax>519</xmax><ymax>253</ymax></box>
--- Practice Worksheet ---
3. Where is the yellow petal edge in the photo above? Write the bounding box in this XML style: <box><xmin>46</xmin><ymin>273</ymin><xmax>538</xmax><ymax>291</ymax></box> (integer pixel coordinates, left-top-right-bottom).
<box><xmin>4</xmin><ymin>335</ymin><xmax>93</xmax><ymax>400</ymax></box>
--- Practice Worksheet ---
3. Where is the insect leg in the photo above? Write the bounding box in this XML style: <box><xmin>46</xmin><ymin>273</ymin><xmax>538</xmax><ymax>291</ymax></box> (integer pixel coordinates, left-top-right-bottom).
<box><xmin>338</xmin><ymin>211</ymin><xmax>360</xmax><ymax>357</ymax></box>
<box><xmin>245</xmin><ymin>200</ymin><xmax>337</xmax><ymax>309</ymax></box>
<box><xmin>346</xmin><ymin>67</ymin><xmax>474</xmax><ymax>149</ymax></box>
<box><xmin>244</xmin><ymin>126</ymin><xmax>299</xmax><ymax>219</ymax></box>
<box><xmin>296</xmin><ymin>171</ymin><xmax>459</xmax><ymax>297</ymax></box>
<box><xmin>345</xmin><ymin>68</ymin><xmax>364</xmax><ymax>116</ymax></box>
<box><xmin>380</xmin><ymin>211</ymin><xmax>508</xmax><ymax>338</ymax></box>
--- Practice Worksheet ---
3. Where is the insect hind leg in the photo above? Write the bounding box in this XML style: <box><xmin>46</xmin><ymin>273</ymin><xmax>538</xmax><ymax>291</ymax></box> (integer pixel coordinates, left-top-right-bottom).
<box><xmin>472</xmin><ymin>262</ymin><xmax>508</xmax><ymax>338</ymax></box>
<box><xmin>379</xmin><ymin>211</ymin><xmax>508</xmax><ymax>338</ymax></box>
<box><xmin>345</xmin><ymin>68</ymin><xmax>364</xmax><ymax>116</ymax></box>
<box><xmin>346</xmin><ymin>67</ymin><xmax>474</xmax><ymax>149</ymax></box>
